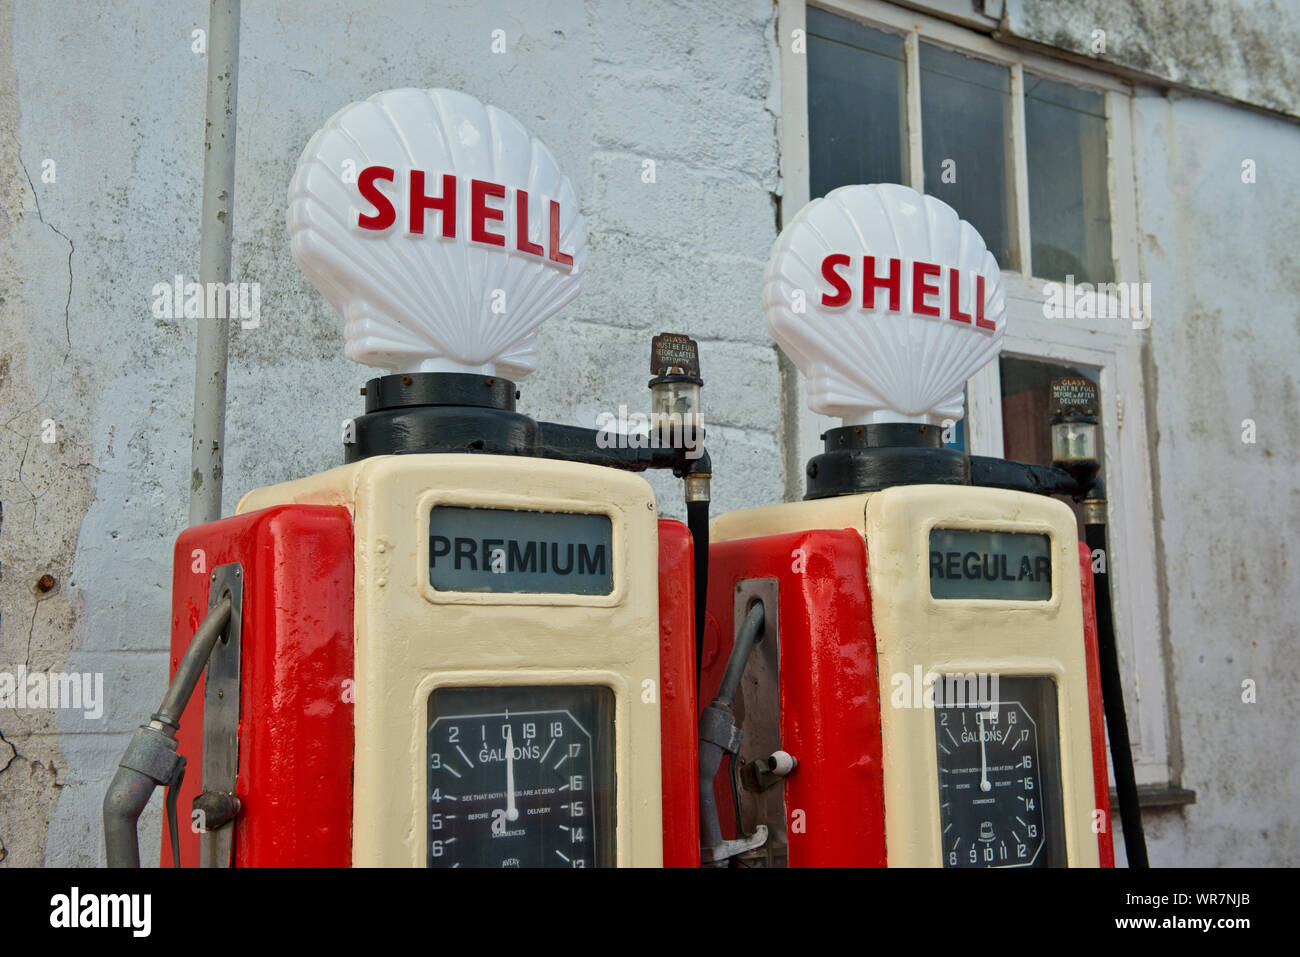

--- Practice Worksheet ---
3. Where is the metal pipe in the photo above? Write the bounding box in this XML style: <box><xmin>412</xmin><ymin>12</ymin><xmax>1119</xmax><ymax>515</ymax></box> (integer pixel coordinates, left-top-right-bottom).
<box><xmin>104</xmin><ymin>597</ymin><xmax>232</xmax><ymax>867</ymax></box>
<box><xmin>187</xmin><ymin>0</ymin><xmax>241</xmax><ymax>526</ymax></box>
<box><xmin>536</xmin><ymin>421</ymin><xmax>691</xmax><ymax>472</ymax></box>
<box><xmin>697</xmin><ymin>601</ymin><xmax>765</xmax><ymax>865</ymax></box>
<box><xmin>104</xmin><ymin>762</ymin><xmax>163</xmax><ymax>868</ymax></box>
<box><xmin>697</xmin><ymin>736</ymin><xmax>727</xmax><ymax>865</ymax></box>
<box><xmin>715</xmin><ymin>601</ymin><xmax>764</xmax><ymax>707</ymax></box>
<box><xmin>154</xmin><ymin>595</ymin><xmax>231</xmax><ymax>729</ymax></box>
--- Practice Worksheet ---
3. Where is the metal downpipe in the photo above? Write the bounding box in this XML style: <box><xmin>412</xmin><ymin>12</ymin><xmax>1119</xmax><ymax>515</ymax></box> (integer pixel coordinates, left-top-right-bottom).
<box><xmin>187</xmin><ymin>0</ymin><xmax>241</xmax><ymax>526</ymax></box>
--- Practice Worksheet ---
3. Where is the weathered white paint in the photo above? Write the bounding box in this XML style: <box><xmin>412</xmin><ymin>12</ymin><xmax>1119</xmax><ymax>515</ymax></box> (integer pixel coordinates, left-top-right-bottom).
<box><xmin>1002</xmin><ymin>0</ymin><xmax>1300</xmax><ymax>119</ymax></box>
<box><xmin>1131</xmin><ymin>87</ymin><xmax>1300</xmax><ymax>866</ymax></box>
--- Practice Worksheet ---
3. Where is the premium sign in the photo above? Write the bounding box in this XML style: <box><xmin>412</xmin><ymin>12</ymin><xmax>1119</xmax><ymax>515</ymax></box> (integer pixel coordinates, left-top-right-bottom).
<box><xmin>429</xmin><ymin>506</ymin><xmax>613</xmax><ymax>595</ymax></box>
<box><xmin>928</xmin><ymin>528</ymin><xmax>1052</xmax><ymax>601</ymax></box>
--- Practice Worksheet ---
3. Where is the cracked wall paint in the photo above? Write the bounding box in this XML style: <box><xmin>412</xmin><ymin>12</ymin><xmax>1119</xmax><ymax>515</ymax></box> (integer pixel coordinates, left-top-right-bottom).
<box><xmin>1132</xmin><ymin>89</ymin><xmax>1300</xmax><ymax>865</ymax></box>
<box><xmin>1</xmin><ymin>0</ymin><xmax>100</xmax><ymax>870</ymax></box>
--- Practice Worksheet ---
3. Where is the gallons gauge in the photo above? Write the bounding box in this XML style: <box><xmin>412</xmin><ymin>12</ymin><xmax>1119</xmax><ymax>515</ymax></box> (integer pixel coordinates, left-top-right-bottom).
<box><xmin>934</xmin><ymin>676</ymin><xmax>1066</xmax><ymax>868</ymax></box>
<box><xmin>427</xmin><ymin>685</ymin><xmax>616</xmax><ymax>868</ymax></box>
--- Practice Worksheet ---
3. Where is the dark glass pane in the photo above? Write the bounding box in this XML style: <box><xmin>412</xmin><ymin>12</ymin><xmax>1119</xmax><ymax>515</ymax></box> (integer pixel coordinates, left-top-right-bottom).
<box><xmin>807</xmin><ymin>7</ymin><xmax>906</xmax><ymax>198</ymax></box>
<box><xmin>1000</xmin><ymin>356</ymin><xmax>1104</xmax><ymax>534</ymax></box>
<box><xmin>1025</xmin><ymin>74</ymin><xmax>1113</xmax><ymax>283</ymax></box>
<box><xmin>920</xmin><ymin>43</ymin><xmax>1015</xmax><ymax>270</ymax></box>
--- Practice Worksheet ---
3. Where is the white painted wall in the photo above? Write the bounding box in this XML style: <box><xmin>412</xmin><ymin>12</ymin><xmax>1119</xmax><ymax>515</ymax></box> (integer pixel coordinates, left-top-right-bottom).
<box><xmin>1130</xmin><ymin>88</ymin><xmax>1300</xmax><ymax>866</ymax></box>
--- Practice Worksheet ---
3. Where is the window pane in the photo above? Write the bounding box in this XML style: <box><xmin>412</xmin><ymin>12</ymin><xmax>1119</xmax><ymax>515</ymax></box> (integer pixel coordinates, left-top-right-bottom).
<box><xmin>943</xmin><ymin>415</ymin><xmax>967</xmax><ymax>452</ymax></box>
<box><xmin>807</xmin><ymin>8</ymin><xmax>906</xmax><ymax>199</ymax></box>
<box><xmin>1000</xmin><ymin>356</ymin><xmax>1104</xmax><ymax>533</ymax></box>
<box><xmin>1025</xmin><ymin>74</ymin><xmax>1113</xmax><ymax>283</ymax></box>
<box><xmin>919</xmin><ymin>43</ymin><xmax>1016</xmax><ymax>270</ymax></box>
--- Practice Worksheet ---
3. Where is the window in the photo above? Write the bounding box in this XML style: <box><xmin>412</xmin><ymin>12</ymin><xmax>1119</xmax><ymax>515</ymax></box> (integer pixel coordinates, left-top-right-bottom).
<box><xmin>918</xmin><ymin>41</ymin><xmax>1016</xmax><ymax>270</ymax></box>
<box><xmin>1024</xmin><ymin>75</ymin><xmax>1113</xmax><ymax>283</ymax></box>
<box><xmin>807</xmin><ymin>12</ymin><xmax>906</xmax><ymax>195</ymax></box>
<box><xmin>781</xmin><ymin>0</ymin><xmax>1170</xmax><ymax>787</ymax></box>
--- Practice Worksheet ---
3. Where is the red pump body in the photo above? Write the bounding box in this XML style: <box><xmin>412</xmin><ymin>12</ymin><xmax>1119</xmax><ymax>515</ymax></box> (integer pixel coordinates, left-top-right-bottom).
<box><xmin>163</xmin><ymin>507</ymin><xmax>698</xmax><ymax>867</ymax></box>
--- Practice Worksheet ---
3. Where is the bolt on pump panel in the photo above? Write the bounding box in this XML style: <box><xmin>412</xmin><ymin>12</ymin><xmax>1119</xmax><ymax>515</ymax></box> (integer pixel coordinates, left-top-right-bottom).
<box><xmin>238</xmin><ymin>454</ymin><xmax>676</xmax><ymax>867</ymax></box>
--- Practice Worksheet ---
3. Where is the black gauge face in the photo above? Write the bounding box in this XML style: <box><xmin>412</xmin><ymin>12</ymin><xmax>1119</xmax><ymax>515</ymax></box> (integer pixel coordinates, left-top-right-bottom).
<box><xmin>427</xmin><ymin>685</ymin><xmax>616</xmax><ymax>868</ymax></box>
<box><xmin>934</xmin><ymin>675</ymin><xmax>1066</xmax><ymax>868</ymax></box>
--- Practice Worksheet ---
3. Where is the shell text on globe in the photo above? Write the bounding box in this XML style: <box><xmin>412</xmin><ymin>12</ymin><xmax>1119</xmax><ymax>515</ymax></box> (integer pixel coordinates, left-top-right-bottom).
<box><xmin>821</xmin><ymin>254</ymin><xmax>996</xmax><ymax>332</ymax></box>
<box><xmin>356</xmin><ymin>168</ymin><xmax>577</xmax><ymax>271</ymax></box>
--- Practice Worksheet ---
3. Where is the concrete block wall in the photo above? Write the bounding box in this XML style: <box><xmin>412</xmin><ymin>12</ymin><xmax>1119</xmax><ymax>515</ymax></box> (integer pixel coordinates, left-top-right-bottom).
<box><xmin>1</xmin><ymin>0</ymin><xmax>783</xmax><ymax>866</ymax></box>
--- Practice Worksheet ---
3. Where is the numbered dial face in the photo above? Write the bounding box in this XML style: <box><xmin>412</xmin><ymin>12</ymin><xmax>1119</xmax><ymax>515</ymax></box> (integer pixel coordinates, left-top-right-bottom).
<box><xmin>934</xmin><ymin>676</ymin><xmax>1066</xmax><ymax>868</ymax></box>
<box><xmin>427</xmin><ymin>686</ymin><xmax>615</xmax><ymax>868</ymax></box>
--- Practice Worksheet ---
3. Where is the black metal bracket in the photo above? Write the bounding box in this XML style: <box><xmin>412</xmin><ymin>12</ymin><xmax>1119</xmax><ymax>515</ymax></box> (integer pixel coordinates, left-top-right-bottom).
<box><xmin>803</xmin><ymin>422</ymin><xmax>1096</xmax><ymax>500</ymax></box>
<box><xmin>342</xmin><ymin>372</ymin><xmax>704</xmax><ymax>474</ymax></box>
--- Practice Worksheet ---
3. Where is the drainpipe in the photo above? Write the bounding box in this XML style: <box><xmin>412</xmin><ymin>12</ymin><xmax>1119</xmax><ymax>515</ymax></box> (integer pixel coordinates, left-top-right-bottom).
<box><xmin>188</xmin><ymin>0</ymin><xmax>241</xmax><ymax>526</ymax></box>
<box><xmin>105</xmin><ymin>0</ymin><xmax>242</xmax><ymax>870</ymax></box>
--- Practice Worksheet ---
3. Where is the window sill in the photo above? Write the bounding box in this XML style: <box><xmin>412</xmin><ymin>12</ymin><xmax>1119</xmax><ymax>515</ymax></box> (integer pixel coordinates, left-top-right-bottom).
<box><xmin>1109</xmin><ymin>784</ymin><xmax>1197</xmax><ymax>812</ymax></box>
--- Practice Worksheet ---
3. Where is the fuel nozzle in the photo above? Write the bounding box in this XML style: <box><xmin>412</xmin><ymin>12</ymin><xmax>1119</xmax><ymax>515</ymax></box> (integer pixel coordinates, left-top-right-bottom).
<box><xmin>1049</xmin><ymin>376</ymin><xmax>1100</xmax><ymax>491</ymax></box>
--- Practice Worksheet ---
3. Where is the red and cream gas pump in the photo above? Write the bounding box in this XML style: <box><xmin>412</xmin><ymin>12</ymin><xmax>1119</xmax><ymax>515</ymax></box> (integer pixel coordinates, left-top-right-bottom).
<box><xmin>103</xmin><ymin>89</ymin><xmax>704</xmax><ymax>868</ymax></box>
<box><xmin>696</xmin><ymin>184</ymin><xmax>1121</xmax><ymax>868</ymax></box>
<box><xmin>101</xmin><ymin>92</ymin><xmax>1145</xmax><ymax>870</ymax></box>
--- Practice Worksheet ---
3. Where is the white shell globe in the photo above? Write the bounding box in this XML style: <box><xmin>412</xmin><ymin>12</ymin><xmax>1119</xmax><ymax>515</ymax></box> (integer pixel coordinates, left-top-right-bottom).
<box><xmin>288</xmin><ymin>88</ymin><xmax>588</xmax><ymax>380</ymax></box>
<box><xmin>764</xmin><ymin>183</ymin><xmax>1006</xmax><ymax>426</ymax></box>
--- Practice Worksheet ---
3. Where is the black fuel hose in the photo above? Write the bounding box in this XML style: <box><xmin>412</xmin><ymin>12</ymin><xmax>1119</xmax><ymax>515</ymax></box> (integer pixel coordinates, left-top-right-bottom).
<box><xmin>1084</xmin><ymin>496</ymin><xmax>1149</xmax><ymax>867</ymax></box>
<box><xmin>686</xmin><ymin>499</ymin><xmax>709</xmax><ymax>697</ymax></box>
<box><xmin>682</xmin><ymin>450</ymin><xmax>711</xmax><ymax>701</ymax></box>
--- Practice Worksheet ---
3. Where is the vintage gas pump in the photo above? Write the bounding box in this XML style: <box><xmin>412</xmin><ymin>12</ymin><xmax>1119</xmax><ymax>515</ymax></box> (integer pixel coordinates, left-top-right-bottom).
<box><xmin>103</xmin><ymin>89</ymin><xmax>703</xmax><ymax>868</ymax></box>
<box><xmin>699</xmin><ymin>184</ymin><xmax>1120</xmax><ymax>868</ymax></box>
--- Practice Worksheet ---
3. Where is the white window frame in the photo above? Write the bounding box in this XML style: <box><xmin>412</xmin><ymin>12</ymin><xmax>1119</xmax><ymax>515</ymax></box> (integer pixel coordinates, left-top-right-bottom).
<box><xmin>777</xmin><ymin>0</ymin><xmax>1171</xmax><ymax>785</ymax></box>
